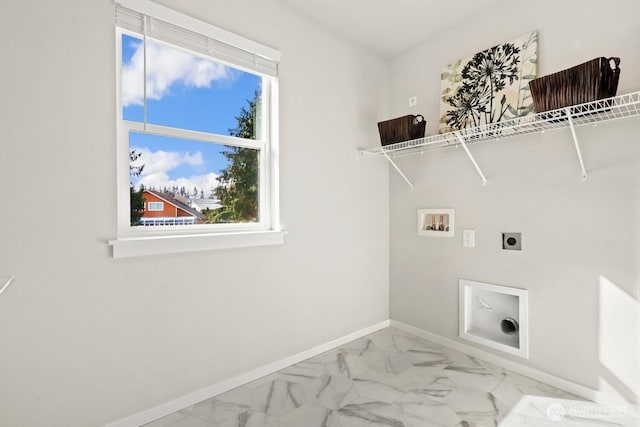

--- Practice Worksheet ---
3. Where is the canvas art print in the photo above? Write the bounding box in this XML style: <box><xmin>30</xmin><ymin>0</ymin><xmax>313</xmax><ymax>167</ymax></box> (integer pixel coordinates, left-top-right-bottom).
<box><xmin>439</xmin><ymin>32</ymin><xmax>538</xmax><ymax>134</ymax></box>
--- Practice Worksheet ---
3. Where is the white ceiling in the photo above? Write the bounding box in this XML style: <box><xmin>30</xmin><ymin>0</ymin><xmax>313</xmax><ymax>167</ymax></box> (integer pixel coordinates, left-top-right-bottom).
<box><xmin>274</xmin><ymin>0</ymin><xmax>505</xmax><ymax>58</ymax></box>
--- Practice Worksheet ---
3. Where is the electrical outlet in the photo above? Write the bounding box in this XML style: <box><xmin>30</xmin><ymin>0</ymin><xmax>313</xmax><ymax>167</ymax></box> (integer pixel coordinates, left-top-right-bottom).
<box><xmin>408</xmin><ymin>96</ymin><xmax>417</xmax><ymax>107</ymax></box>
<box><xmin>463</xmin><ymin>229</ymin><xmax>475</xmax><ymax>247</ymax></box>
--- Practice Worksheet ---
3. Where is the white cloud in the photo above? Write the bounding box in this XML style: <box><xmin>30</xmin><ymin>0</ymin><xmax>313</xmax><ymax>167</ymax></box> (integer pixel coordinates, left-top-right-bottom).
<box><xmin>122</xmin><ymin>40</ymin><xmax>234</xmax><ymax>107</ymax></box>
<box><xmin>183</xmin><ymin>151</ymin><xmax>203</xmax><ymax>166</ymax></box>
<box><xmin>131</xmin><ymin>148</ymin><xmax>218</xmax><ymax>197</ymax></box>
<box><xmin>131</xmin><ymin>148</ymin><xmax>196</xmax><ymax>175</ymax></box>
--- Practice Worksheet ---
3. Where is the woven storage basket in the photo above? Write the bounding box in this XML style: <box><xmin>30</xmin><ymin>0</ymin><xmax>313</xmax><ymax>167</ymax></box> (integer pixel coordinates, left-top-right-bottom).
<box><xmin>529</xmin><ymin>57</ymin><xmax>621</xmax><ymax>113</ymax></box>
<box><xmin>377</xmin><ymin>115</ymin><xmax>426</xmax><ymax>146</ymax></box>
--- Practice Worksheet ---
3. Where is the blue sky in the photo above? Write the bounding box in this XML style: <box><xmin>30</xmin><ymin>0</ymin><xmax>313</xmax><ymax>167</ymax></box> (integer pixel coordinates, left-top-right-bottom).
<box><xmin>122</xmin><ymin>34</ymin><xmax>261</xmax><ymax>197</ymax></box>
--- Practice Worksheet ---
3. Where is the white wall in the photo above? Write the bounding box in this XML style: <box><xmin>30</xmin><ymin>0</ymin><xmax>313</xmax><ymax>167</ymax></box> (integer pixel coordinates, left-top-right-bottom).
<box><xmin>388</xmin><ymin>0</ymin><xmax>640</xmax><ymax>404</ymax></box>
<box><xmin>0</xmin><ymin>1</ymin><xmax>389</xmax><ymax>426</ymax></box>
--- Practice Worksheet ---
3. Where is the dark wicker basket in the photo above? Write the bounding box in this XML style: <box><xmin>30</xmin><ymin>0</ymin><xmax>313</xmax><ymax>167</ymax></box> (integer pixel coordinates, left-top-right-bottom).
<box><xmin>529</xmin><ymin>57</ymin><xmax>621</xmax><ymax>113</ymax></box>
<box><xmin>377</xmin><ymin>115</ymin><xmax>426</xmax><ymax>146</ymax></box>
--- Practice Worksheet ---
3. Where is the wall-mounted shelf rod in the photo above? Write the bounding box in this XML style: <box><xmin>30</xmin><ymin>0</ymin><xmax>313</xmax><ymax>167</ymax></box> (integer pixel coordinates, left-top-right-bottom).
<box><xmin>382</xmin><ymin>150</ymin><xmax>413</xmax><ymax>189</ymax></box>
<box><xmin>455</xmin><ymin>131</ymin><xmax>488</xmax><ymax>186</ymax></box>
<box><xmin>565</xmin><ymin>107</ymin><xmax>588</xmax><ymax>181</ymax></box>
<box><xmin>0</xmin><ymin>276</ymin><xmax>15</xmax><ymax>297</ymax></box>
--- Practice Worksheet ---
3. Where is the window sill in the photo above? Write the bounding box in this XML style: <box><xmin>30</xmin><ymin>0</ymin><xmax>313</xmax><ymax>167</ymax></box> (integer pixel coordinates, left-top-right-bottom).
<box><xmin>109</xmin><ymin>230</ymin><xmax>286</xmax><ymax>258</ymax></box>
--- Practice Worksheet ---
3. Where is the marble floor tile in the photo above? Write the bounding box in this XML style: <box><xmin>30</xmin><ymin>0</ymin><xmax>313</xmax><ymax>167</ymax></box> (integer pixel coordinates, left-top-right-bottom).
<box><xmin>443</xmin><ymin>387</ymin><xmax>510</xmax><ymax>426</ymax></box>
<box><xmin>399</xmin><ymin>366</ymin><xmax>454</xmax><ymax>401</ymax></box>
<box><xmin>250</xmin><ymin>379</ymin><xmax>306</xmax><ymax>416</ymax></box>
<box><xmin>491</xmin><ymin>380</ymin><xmax>528</xmax><ymax>409</ymax></box>
<box><xmin>142</xmin><ymin>412</ymin><xmax>195</xmax><ymax>427</ymax></box>
<box><xmin>503</xmin><ymin>395</ymin><xmax>640</xmax><ymax>427</ymax></box>
<box><xmin>366</xmin><ymin>329</ymin><xmax>424</xmax><ymax>353</ymax></box>
<box><xmin>141</xmin><ymin>327</ymin><xmax>640</xmax><ymax>427</ymax></box>
<box><xmin>394</xmin><ymin>392</ymin><xmax>462</xmax><ymax>427</ymax></box>
<box><xmin>277</xmin><ymin>359</ymin><xmax>325</xmax><ymax>384</ymax></box>
<box><xmin>323</xmin><ymin>352</ymin><xmax>370</xmax><ymax>379</ymax></box>
<box><xmin>353</xmin><ymin>370</ymin><xmax>407</xmax><ymax>403</ymax></box>
<box><xmin>303</xmin><ymin>349</ymin><xmax>342</xmax><ymax>368</ymax></box>
<box><xmin>397</xmin><ymin>366</ymin><xmax>439</xmax><ymax>391</ymax></box>
<box><xmin>217</xmin><ymin>411</ymin><xmax>280</xmax><ymax>427</ymax></box>
<box><xmin>337</xmin><ymin>399</ymin><xmax>404</xmax><ymax>427</ymax></box>
<box><xmin>338</xmin><ymin>337</ymin><xmax>379</xmax><ymax>357</ymax></box>
<box><xmin>405</xmin><ymin>347</ymin><xmax>450</xmax><ymax>367</ymax></box>
<box><xmin>359</xmin><ymin>349</ymin><xmax>395</xmax><ymax>373</ymax></box>
<box><xmin>502</xmin><ymin>371</ymin><xmax>541</xmax><ymax>388</ymax></box>
<box><xmin>480</xmin><ymin>361</ymin><xmax>539</xmax><ymax>387</ymax></box>
<box><xmin>150</xmin><ymin>415</ymin><xmax>221</xmax><ymax>427</ymax></box>
<box><xmin>214</xmin><ymin>386</ymin><xmax>253</xmax><ymax>407</ymax></box>
<box><xmin>443</xmin><ymin>364</ymin><xmax>503</xmax><ymax>392</ymax></box>
<box><xmin>180</xmin><ymin>398</ymin><xmax>249</xmax><ymax>424</ymax></box>
<box><xmin>243</xmin><ymin>373</ymin><xmax>280</xmax><ymax>389</ymax></box>
<box><xmin>303</xmin><ymin>374</ymin><xmax>359</xmax><ymax>410</ymax></box>
<box><xmin>279</xmin><ymin>404</ymin><xmax>342</xmax><ymax>427</ymax></box>
<box><xmin>384</xmin><ymin>351</ymin><xmax>422</xmax><ymax>374</ymax></box>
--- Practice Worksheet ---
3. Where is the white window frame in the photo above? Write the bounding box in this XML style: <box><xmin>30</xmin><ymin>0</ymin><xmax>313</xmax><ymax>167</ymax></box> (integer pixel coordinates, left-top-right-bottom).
<box><xmin>109</xmin><ymin>0</ymin><xmax>285</xmax><ymax>258</ymax></box>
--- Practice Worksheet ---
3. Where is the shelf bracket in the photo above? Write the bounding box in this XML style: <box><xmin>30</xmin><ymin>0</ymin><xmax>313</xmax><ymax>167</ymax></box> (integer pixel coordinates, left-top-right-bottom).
<box><xmin>0</xmin><ymin>275</ymin><xmax>15</xmax><ymax>297</ymax></box>
<box><xmin>565</xmin><ymin>108</ymin><xmax>588</xmax><ymax>181</ymax></box>
<box><xmin>382</xmin><ymin>150</ymin><xmax>414</xmax><ymax>189</ymax></box>
<box><xmin>455</xmin><ymin>131</ymin><xmax>488</xmax><ymax>186</ymax></box>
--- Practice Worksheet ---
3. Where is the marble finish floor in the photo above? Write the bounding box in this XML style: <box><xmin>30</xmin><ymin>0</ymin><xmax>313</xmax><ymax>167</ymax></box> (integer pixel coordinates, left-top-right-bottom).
<box><xmin>144</xmin><ymin>327</ymin><xmax>639</xmax><ymax>427</ymax></box>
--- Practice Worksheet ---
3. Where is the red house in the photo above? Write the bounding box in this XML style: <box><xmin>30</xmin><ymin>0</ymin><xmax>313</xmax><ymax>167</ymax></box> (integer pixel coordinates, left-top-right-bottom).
<box><xmin>140</xmin><ymin>189</ymin><xmax>206</xmax><ymax>226</ymax></box>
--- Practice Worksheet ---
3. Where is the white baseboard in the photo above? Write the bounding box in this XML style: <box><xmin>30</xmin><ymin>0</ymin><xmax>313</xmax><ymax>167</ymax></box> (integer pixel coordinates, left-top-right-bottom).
<box><xmin>104</xmin><ymin>320</ymin><xmax>390</xmax><ymax>427</ymax></box>
<box><xmin>390</xmin><ymin>320</ymin><xmax>639</xmax><ymax>411</ymax></box>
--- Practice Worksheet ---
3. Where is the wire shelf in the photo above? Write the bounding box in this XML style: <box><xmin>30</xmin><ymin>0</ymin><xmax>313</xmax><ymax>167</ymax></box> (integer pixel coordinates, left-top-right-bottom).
<box><xmin>361</xmin><ymin>92</ymin><xmax>640</xmax><ymax>159</ymax></box>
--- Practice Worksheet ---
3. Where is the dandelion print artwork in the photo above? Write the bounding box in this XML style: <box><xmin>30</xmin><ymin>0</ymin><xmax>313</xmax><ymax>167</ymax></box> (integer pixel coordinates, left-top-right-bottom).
<box><xmin>439</xmin><ymin>32</ymin><xmax>537</xmax><ymax>133</ymax></box>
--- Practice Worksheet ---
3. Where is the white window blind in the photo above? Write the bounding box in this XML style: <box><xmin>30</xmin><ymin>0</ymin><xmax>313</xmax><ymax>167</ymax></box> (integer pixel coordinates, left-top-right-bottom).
<box><xmin>115</xmin><ymin>0</ymin><xmax>280</xmax><ymax>77</ymax></box>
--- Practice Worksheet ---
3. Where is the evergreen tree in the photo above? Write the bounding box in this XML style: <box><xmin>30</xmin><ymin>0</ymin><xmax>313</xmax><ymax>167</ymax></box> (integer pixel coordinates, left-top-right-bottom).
<box><xmin>213</xmin><ymin>91</ymin><xmax>260</xmax><ymax>223</ymax></box>
<box><xmin>129</xmin><ymin>150</ymin><xmax>145</xmax><ymax>226</ymax></box>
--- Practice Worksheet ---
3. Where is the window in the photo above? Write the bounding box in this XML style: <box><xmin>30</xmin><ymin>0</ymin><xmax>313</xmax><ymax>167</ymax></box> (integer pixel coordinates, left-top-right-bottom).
<box><xmin>147</xmin><ymin>202</ymin><xmax>164</xmax><ymax>211</ymax></box>
<box><xmin>110</xmin><ymin>0</ymin><xmax>284</xmax><ymax>258</ymax></box>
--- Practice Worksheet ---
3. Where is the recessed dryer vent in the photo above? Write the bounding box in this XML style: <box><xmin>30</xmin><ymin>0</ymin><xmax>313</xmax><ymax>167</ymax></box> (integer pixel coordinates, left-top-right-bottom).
<box><xmin>459</xmin><ymin>279</ymin><xmax>529</xmax><ymax>358</ymax></box>
<box><xmin>503</xmin><ymin>233</ymin><xmax>522</xmax><ymax>250</ymax></box>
